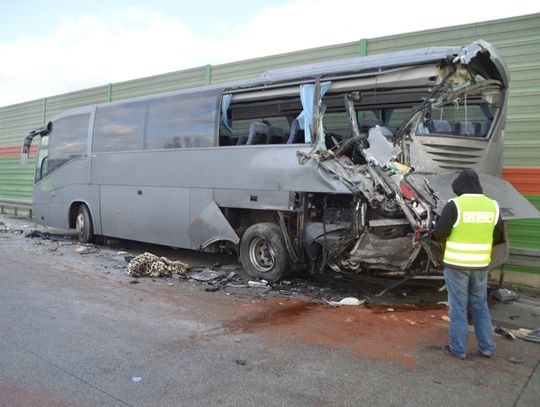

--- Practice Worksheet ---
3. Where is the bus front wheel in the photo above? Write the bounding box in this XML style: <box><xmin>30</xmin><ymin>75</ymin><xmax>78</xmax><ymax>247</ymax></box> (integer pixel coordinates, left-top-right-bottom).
<box><xmin>76</xmin><ymin>205</ymin><xmax>94</xmax><ymax>244</ymax></box>
<box><xmin>239</xmin><ymin>222</ymin><xmax>289</xmax><ymax>282</ymax></box>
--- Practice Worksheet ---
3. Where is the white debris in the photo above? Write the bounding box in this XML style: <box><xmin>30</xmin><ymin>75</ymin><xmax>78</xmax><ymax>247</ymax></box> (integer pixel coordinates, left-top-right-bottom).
<box><xmin>248</xmin><ymin>280</ymin><xmax>269</xmax><ymax>288</ymax></box>
<box><xmin>324</xmin><ymin>297</ymin><xmax>365</xmax><ymax>307</ymax></box>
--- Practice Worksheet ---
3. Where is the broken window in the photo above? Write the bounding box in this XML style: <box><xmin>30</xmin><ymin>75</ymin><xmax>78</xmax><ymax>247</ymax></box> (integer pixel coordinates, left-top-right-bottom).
<box><xmin>218</xmin><ymin>90</ymin><xmax>304</xmax><ymax>146</ymax></box>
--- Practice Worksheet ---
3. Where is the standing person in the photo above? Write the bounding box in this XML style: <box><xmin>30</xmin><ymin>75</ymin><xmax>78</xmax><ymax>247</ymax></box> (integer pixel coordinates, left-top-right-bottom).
<box><xmin>433</xmin><ymin>169</ymin><xmax>505</xmax><ymax>359</ymax></box>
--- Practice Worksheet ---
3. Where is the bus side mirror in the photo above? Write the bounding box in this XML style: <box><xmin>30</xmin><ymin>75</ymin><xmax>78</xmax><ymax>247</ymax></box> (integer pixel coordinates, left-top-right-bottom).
<box><xmin>21</xmin><ymin>134</ymin><xmax>33</xmax><ymax>167</ymax></box>
<box><xmin>21</xmin><ymin>121</ymin><xmax>52</xmax><ymax>167</ymax></box>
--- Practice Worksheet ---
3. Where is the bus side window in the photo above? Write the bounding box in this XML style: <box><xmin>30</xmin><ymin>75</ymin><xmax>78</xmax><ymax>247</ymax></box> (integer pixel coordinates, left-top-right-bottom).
<box><xmin>145</xmin><ymin>93</ymin><xmax>217</xmax><ymax>150</ymax></box>
<box><xmin>93</xmin><ymin>103</ymin><xmax>145</xmax><ymax>152</ymax></box>
<box><xmin>35</xmin><ymin>135</ymin><xmax>49</xmax><ymax>182</ymax></box>
<box><xmin>40</xmin><ymin>157</ymin><xmax>49</xmax><ymax>180</ymax></box>
<box><xmin>48</xmin><ymin>114</ymin><xmax>89</xmax><ymax>173</ymax></box>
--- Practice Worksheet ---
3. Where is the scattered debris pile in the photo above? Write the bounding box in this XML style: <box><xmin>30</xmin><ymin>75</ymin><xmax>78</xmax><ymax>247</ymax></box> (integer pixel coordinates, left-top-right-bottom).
<box><xmin>514</xmin><ymin>328</ymin><xmax>540</xmax><ymax>343</ymax></box>
<box><xmin>490</xmin><ymin>288</ymin><xmax>520</xmax><ymax>303</ymax></box>
<box><xmin>0</xmin><ymin>221</ymin><xmax>24</xmax><ymax>235</ymax></box>
<box><xmin>127</xmin><ymin>252</ymin><xmax>191</xmax><ymax>278</ymax></box>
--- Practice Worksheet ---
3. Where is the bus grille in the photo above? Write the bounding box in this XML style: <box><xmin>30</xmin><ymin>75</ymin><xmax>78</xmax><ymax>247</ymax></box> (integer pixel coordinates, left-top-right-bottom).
<box><xmin>422</xmin><ymin>143</ymin><xmax>484</xmax><ymax>170</ymax></box>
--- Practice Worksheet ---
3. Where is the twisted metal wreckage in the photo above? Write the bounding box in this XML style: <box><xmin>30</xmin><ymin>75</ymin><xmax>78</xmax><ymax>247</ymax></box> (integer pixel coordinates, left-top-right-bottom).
<box><xmin>288</xmin><ymin>41</ymin><xmax>538</xmax><ymax>284</ymax></box>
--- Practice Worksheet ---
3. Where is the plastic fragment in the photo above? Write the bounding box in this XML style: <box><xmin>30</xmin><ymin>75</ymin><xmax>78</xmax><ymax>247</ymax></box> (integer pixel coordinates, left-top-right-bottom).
<box><xmin>324</xmin><ymin>297</ymin><xmax>365</xmax><ymax>306</ymax></box>
<box><xmin>248</xmin><ymin>280</ymin><xmax>269</xmax><ymax>288</ymax></box>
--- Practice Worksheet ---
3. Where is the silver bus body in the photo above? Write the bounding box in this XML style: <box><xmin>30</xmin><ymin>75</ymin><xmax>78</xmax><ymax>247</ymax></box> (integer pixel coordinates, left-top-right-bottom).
<box><xmin>22</xmin><ymin>40</ymin><xmax>539</xmax><ymax>281</ymax></box>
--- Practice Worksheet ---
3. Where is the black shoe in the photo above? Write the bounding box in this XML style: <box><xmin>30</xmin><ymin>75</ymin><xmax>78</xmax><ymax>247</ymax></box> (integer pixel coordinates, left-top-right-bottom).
<box><xmin>479</xmin><ymin>351</ymin><xmax>492</xmax><ymax>358</ymax></box>
<box><xmin>443</xmin><ymin>345</ymin><xmax>466</xmax><ymax>360</ymax></box>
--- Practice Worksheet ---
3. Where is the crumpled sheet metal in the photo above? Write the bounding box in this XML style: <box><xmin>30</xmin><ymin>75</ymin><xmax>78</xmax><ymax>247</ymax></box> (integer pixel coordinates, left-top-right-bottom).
<box><xmin>317</xmin><ymin>158</ymin><xmax>375</xmax><ymax>200</ymax></box>
<box><xmin>127</xmin><ymin>252</ymin><xmax>190</xmax><ymax>278</ymax></box>
<box><xmin>364</xmin><ymin>126</ymin><xmax>401</xmax><ymax>166</ymax></box>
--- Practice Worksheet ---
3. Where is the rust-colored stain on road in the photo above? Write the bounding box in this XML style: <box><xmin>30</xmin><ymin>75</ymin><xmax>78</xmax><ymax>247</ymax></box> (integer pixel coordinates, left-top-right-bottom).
<box><xmin>0</xmin><ymin>384</ymin><xmax>78</xmax><ymax>407</ymax></box>
<box><xmin>223</xmin><ymin>298</ymin><xmax>449</xmax><ymax>366</ymax></box>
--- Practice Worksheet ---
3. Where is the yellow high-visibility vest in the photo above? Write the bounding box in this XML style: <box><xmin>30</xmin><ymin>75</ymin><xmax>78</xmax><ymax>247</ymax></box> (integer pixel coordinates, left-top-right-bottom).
<box><xmin>443</xmin><ymin>194</ymin><xmax>499</xmax><ymax>268</ymax></box>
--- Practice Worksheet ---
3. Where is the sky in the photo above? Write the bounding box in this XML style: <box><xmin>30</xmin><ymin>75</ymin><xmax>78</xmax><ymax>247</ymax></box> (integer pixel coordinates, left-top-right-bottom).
<box><xmin>1</xmin><ymin>0</ymin><xmax>539</xmax><ymax>107</ymax></box>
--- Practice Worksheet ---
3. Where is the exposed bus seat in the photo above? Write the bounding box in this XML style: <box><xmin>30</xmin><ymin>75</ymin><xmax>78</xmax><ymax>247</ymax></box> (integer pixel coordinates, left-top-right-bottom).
<box><xmin>475</xmin><ymin>121</ymin><xmax>491</xmax><ymax>137</ymax></box>
<box><xmin>454</xmin><ymin>121</ymin><xmax>475</xmax><ymax>136</ymax></box>
<box><xmin>246</xmin><ymin>122</ymin><xmax>269</xmax><ymax>145</ymax></box>
<box><xmin>266</xmin><ymin>125</ymin><xmax>285</xmax><ymax>144</ymax></box>
<box><xmin>286</xmin><ymin>119</ymin><xmax>306</xmax><ymax>144</ymax></box>
<box><xmin>236</xmin><ymin>136</ymin><xmax>248</xmax><ymax>145</ymax></box>
<box><xmin>429</xmin><ymin>120</ymin><xmax>452</xmax><ymax>134</ymax></box>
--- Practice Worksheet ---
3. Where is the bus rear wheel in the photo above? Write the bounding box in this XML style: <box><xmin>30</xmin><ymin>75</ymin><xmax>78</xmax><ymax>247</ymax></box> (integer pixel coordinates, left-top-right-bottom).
<box><xmin>239</xmin><ymin>222</ymin><xmax>289</xmax><ymax>282</ymax></box>
<box><xmin>75</xmin><ymin>205</ymin><xmax>94</xmax><ymax>244</ymax></box>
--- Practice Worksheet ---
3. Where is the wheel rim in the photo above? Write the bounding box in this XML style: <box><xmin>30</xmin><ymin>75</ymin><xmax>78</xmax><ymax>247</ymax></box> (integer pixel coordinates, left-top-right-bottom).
<box><xmin>248</xmin><ymin>236</ymin><xmax>275</xmax><ymax>273</ymax></box>
<box><xmin>75</xmin><ymin>213</ymin><xmax>85</xmax><ymax>239</ymax></box>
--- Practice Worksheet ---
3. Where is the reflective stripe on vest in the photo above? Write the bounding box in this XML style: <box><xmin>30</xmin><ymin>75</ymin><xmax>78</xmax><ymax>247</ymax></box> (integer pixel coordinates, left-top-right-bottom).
<box><xmin>443</xmin><ymin>194</ymin><xmax>498</xmax><ymax>268</ymax></box>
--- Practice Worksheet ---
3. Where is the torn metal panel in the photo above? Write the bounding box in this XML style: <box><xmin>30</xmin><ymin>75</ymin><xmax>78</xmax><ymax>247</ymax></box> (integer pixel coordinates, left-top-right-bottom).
<box><xmin>315</xmin><ymin>158</ymin><xmax>377</xmax><ymax>201</ymax></box>
<box><xmin>188</xmin><ymin>201</ymin><xmax>240</xmax><ymax>250</ymax></box>
<box><xmin>347</xmin><ymin>232</ymin><xmax>415</xmax><ymax>270</ymax></box>
<box><xmin>454</xmin><ymin>39</ymin><xmax>509</xmax><ymax>86</ymax></box>
<box><xmin>407</xmin><ymin>173</ymin><xmax>540</xmax><ymax>220</ymax></box>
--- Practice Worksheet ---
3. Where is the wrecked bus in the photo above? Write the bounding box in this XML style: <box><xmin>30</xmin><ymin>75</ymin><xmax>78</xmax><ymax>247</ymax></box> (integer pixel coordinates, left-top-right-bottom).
<box><xmin>22</xmin><ymin>40</ymin><xmax>539</xmax><ymax>282</ymax></box>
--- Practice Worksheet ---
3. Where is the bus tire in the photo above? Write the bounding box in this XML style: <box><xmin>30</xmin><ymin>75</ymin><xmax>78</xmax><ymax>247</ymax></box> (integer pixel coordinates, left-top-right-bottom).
<box><xmin>239</xmin><ymin>222</ymin><xmax>289</xmax><ymax>282</ymax></box>
<box><xmin>76</xmin><ymin>204</ymin><xmax>94</xmax><ymax>244</ymax></box>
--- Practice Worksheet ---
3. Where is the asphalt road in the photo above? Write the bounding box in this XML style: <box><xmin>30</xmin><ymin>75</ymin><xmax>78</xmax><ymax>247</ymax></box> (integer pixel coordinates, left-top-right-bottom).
<box><xmin>1</xmin><ymin>214</ymin><xmax>539</xmax><ymax>407</ymax></box>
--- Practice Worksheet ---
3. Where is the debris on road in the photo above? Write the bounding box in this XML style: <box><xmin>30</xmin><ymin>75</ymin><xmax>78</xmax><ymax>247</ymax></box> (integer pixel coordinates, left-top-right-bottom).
<box><xmin>495</xmin><ymin>326</ymin><xmax>516</xmax><ymax>340</ymax></box>
<box><xmin>191</xmin><ymin>268</ymin><xmax>225</xmax><ymax>282</ymax></box>
<box><xmin>75</xmin><ymin>245</ymin><xmax>98</xmax><ymax>254</ymax></box>
<box><xmin>513</xmin><ymin>328</ymin><xmax>540</xmax><ymax>344</ymax></box>
<box><xmin>505</xmin><ymin>356</ymin><xmax>525</xmax><ymax>364</ymax></box>
<box><xmin>205</xmin><ymin>272</ymin><xmax>236</xmax><ymax>292</ymax></box>
<box><xmin>25</xmin><ymin>230</ymin><xmax>51</xmax><ymax>239</ymax></box>
<box><xmin>323</xmin><ymin>297</ymin><xmax>365</xmax><ymax>307</ymax></box>
<box><xmin>131</xmin><ymin>376</ymin><xmax>142</xmax><ymax>383</ymax></box>
<box><xmin>490</xmin><ymin>288</ymin><xmax>520</xmax><ymax>303</ymax></box>
<box><xmin>248</xmin><ymin>280</ymin><xmax>269</xmax><ymax>288</ymax></box>
<box><xmin>234</xmin><ymin>358</ymin><xmax>247</xmax><ymax>366</ymax></box>
<box><xmin>0</xmin><ymin>221</ymin><xmax>24</xmax><ymax>234</ymax></box>
<box><xmin>127</xmin><ymin>252</ymin><xmax>190</xmax><ymax>278</ymax></box>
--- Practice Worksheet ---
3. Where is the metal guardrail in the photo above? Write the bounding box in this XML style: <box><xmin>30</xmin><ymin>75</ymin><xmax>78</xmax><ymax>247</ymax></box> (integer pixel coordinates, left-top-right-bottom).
<box><xmin>0</xmin><ymin>199</ymin><xmax>32</xmax><ymax>217</ymax></box>
<box><xmin>506</xmin><ymin>247</ymin><xmax>540</xmax><ymax>269</ymax></box>
<box><xmin>499</xmin><ymin>247</ymin><xmax>540</xmax><ymax>285</ymax></box>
